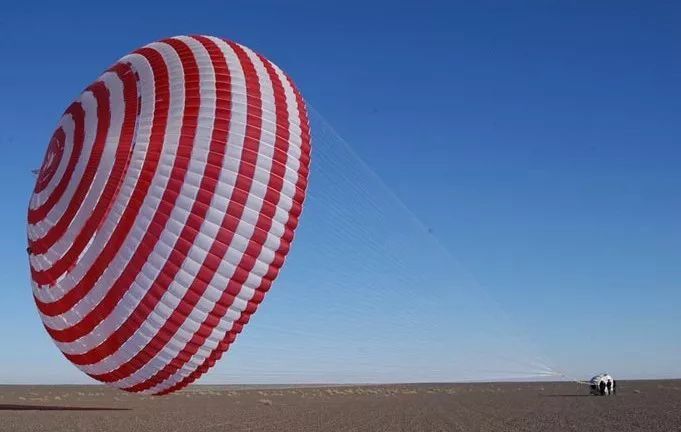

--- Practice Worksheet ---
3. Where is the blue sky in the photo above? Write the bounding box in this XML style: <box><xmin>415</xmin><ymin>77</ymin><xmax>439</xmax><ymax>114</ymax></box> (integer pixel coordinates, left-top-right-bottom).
<box><xmin>0</xmin><ymin>1</ymin><xmax>679</xmax><ymax>384</ymax></box>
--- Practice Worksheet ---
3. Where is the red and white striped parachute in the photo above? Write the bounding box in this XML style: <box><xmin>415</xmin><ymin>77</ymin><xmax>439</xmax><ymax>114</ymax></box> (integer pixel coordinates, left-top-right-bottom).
<box><xmin>27</xmin><ymin>35</ymin><xmax>311</xmax><ymax>395</ymax></box>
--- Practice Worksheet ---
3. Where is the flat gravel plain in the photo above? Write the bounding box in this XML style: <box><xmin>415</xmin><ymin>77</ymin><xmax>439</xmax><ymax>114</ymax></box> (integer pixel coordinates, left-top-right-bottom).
<box><xmin>1</xmin><ymin>380</ymin><xmax>680</xmax><ymax>431</ymax></box>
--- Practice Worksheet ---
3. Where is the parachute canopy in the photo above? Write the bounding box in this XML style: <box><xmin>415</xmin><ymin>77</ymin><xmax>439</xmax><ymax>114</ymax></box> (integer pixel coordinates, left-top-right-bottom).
<box><xmin>27</xmin><ymin>35</ymin><xmax>311</xmax><ymax>395</ymax></box>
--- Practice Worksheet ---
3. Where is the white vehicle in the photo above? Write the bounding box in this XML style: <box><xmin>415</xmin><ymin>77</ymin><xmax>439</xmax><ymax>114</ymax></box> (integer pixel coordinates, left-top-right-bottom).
<box><xmin>589</xmin><ymin>373</ymin><xmax>614</xmax><ymax>395</ymax></box>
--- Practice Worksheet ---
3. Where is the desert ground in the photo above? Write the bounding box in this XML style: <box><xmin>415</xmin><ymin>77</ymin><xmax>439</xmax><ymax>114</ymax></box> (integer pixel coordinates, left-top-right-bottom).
<box><xmin>1</xmin><ymin>381</ymin><xmax>680</xmax><ymax>431</ymax></box>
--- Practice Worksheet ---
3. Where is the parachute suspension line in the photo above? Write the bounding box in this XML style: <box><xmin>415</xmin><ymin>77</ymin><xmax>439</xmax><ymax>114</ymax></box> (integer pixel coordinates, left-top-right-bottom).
<box><xmin>313</xmin><ymin>107</ymin><xmax>558</xmax><ymax>372</ymax></box>
<box><xmin>200</xmin><ymin>108</ymin><xmax>561</xmax><ymax>384</ymax></box>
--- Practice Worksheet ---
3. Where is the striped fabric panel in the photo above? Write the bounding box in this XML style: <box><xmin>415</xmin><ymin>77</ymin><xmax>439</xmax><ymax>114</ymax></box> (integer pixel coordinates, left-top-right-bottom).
<box><xmin>27</xmin><ymin>35</ymin><xmax>311</xmax><ymax>395</ymax></box>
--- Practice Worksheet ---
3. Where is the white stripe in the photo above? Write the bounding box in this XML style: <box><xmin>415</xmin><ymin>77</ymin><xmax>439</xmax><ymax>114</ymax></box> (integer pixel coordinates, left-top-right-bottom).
<box><xmin>30</xmin><ymin>35</ymin><xmax>310</xmax><ymax>394</ymax></box>
<box><xmin>73</xmin><ymin>35</ymin><xmax>225</xmax><ymax>377</ymax></box>
<box><xmin>148</xmin><ymin>40</ymin><xmax>304</xmax><ymax>394</ymax></box>
<box><xmin>140</xmin><ymin>38</ymin><xmax>281</xmax><ymax>393</ymax></box>
<box><xmin>29</xmin><ymin>114</ymin><xmax>77</xmax><ymax>211</ymax></box>
<box><xmin>34</xmin><ymin>50</ymin><xmax>159</xmax><ymax>314</ymax></box>
<box><xmin>41</xmin><ymin>41</ymin><xmax>187</xmax><ymax>348</ymax></box>
<box><xmin>270</xmin><ymin>60</ymin><xmax>305</xmax><ymax>155</ymax></box>
<box><xmin>27</xmin><ymin>91</ymin><xmax>98</xmax><ymax>240</ymax></box>
<box><xmin>57</xmin><ymin>39</ymin><xmax>190</xmax><ymax>369</ymax></box>
<box><xmin>32</xmin><ymin>53</ymin><xmax>298</xmax><ymax>307</ymax></box>
<box><xmin>28</xmin><ymin>115</ymin><xmax>76</xmax><ymax>269</ymax></box>
<box><xmin>29</xmin><ymin>72</ymin><xmax>126</xmax><ymax>271</ymax></box>
<box><xmin>109</xmin><ymin>36</ymin><xmax>282</xmax><ymax>388</ymax></box>
<box><xmin>64</xmin><ymin>38</ymin><xmax>263</xmax><ymax>377</ymax></box>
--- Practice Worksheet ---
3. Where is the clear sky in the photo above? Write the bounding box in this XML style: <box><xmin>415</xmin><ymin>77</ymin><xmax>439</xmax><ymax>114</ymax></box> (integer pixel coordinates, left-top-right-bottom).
<box><xmin>0</xmin><ymin>1</ymin><xmax>679</xmax><ymax>384</ymax></box>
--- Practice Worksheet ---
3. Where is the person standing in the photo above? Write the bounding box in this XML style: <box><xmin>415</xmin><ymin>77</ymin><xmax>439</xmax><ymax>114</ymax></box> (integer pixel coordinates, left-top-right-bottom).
<box><xmin>599</xmin><ymin>379</ymin><xmax>606</xmax><ymax>396</ymax></box>
<box><xmin>606</xmin><ymin>379</ymin><xmax>612</xmax><ymax>396</ymax></box>
<box><xmin>612</xmin><ymin>379</ymin><xmax>616</xmax><ymax>395</ymax></box>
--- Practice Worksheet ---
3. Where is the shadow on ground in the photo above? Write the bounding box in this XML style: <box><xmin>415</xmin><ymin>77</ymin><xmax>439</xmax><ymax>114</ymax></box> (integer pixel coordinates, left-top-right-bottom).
<box><xmin>542</xmin><ymin>394</ymin><xmax>595</xmax><ymax>398</ymax></box>
<box><xmin>0</xmin><ymin>404</ymin><xmax>130</xmax><ymax>411</ymax></box>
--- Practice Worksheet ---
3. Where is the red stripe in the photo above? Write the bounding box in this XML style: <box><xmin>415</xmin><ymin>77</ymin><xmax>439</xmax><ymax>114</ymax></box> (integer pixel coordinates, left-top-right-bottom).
<box><xmin>34</xmin><ymin>47</ymin><xmax>170</xmax><ymax>318</ymax></box>
<box><xmin>155</xmin><ymin>52</ymin><xmax>311</xmax><ymax>396</ymax></box>
<box><xmin>126</xmin><ymin>40</ymin><xmax>291</xmax><ymax>392</ymax></box>
<box><xmin>91</xmin><ymin>37</ymin><xmax>267</xmax><ymax>383</ymax></box>
<box><xmin>77</xmin><ymin>37</ymin><xmax>230</xmax><ymax>377</ymax></box>
<box><xmin>28</xmin><ymin>103</ymin><xmax>86</xmax><ymax>225</ymax></box>
<box><xmin>45</xmin><ymin>41</ymin><xmax>199</xmax><ymax>353</ymax></box>
<box><xmin>29</xmin><ymin>64</ymin><xmax>137</xmax><ymax>279</ymax></box>
<box><xmin>30</xmin><ymin>80</ymin><xmax>111</xmax><ymax>260</ymax></box>
<box><xmin>34</xmin><ymin>128</ymin><xmax>66</xmax><ymax>193</ymax></box>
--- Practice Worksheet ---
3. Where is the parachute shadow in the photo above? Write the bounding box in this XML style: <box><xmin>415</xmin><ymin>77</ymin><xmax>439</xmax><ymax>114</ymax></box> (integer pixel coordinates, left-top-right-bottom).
<box><xmin>0</xmin><ymin>404</ymin><xmax>130</xmax><ymax>411</ymax></box>
<box><xmin>542</xmin><ymin>394</ymin><xmax>593</xmax><ymax>398</ymax></box>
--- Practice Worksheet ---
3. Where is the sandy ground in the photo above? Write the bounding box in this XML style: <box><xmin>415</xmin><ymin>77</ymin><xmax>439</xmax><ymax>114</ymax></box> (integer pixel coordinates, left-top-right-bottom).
<box><xmin>1</xmin><ymin>381</ymin><xmax>680</xmax><ymax>431</ymax></box>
